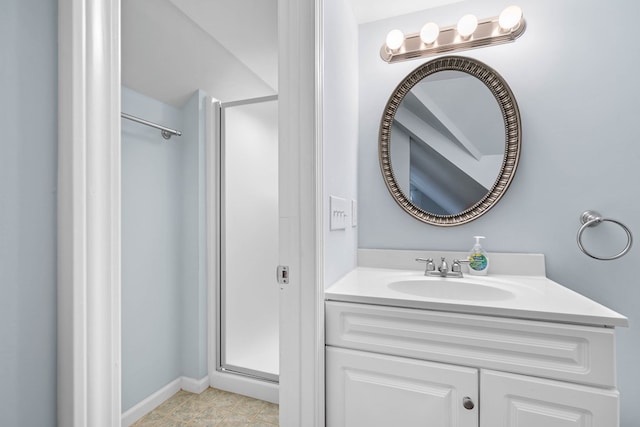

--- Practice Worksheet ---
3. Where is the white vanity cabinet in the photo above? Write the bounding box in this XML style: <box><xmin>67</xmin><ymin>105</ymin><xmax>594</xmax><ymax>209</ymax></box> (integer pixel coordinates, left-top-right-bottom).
<box><xmin>325</xmin><ymin>301</ymin><xmax>621</xmax><ymax>427</ymax></box>
<box><xmin>480</xmin><ymin>370</ymin><xmax>619</xmax><ymax>426</ymax></box>
<box><xmin>326</xmin><ymin>347</ymin><xmax>479</xmax><ymax>427</ymax></box>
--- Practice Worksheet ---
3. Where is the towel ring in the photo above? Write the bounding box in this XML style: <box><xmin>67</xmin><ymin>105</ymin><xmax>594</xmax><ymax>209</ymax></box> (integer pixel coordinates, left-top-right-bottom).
<box><xmin>577</xmin><ymin>210</ymin><xmax>633</xmax><ymax>260</ymax></box>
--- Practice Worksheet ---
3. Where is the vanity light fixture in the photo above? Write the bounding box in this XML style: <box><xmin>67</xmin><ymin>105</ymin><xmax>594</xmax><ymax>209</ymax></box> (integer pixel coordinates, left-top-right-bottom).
<box><xmin>456</xmin><ymin>14</ymin><xmax>478</xmax><ymax>39</ymax></box>
<box><xmin>381</xmin><ymin>5</ymin><xmax>526</xmax><ymax>63</ymax></box>
<box><xmin>499</xmin><ymin>5</ymin><xmax>523</xmax><ymax>31</ymax></box>
<box><xmin>385</xmin><ymin>29</ymin><xmax>405</xmax><ymax>51</ymax></box>
<box><xmin>420</xmin><ymin>22</ymin><xmax>440</xmax><ymax>45</ymax></box>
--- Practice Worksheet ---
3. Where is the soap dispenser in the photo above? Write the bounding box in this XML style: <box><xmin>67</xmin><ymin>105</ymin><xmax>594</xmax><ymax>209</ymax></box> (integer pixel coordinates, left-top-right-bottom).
<box><xmin>468</xmin><ymin>236</ymin><xmax>489</xmax><ymax>276</ymax></box>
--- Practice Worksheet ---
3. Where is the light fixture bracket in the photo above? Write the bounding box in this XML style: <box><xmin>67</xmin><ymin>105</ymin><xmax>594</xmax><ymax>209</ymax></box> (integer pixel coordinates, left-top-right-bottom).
<box><xmin>380</xmin><ymin>16</ymin><xmax>526</xmax><ymax>63</ymax></box>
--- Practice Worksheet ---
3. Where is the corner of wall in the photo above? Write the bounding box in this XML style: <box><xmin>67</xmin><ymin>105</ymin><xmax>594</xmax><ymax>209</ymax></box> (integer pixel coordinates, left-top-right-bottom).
<box><xmin>323</xmin><ymin>0</ymin><xmax>360</xmax><ymax>288</ymax></box>
<box><xmin>179</xmin><ymin>89</ymin><xmax>210</xmax><ymax>380</ymax></box>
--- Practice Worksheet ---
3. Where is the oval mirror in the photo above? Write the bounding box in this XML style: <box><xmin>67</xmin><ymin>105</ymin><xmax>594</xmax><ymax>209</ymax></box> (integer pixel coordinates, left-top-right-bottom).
<box><xmin>379</xmin><ymin>56</ymin><xmax>521</xmax><ymax>226</ymax></box>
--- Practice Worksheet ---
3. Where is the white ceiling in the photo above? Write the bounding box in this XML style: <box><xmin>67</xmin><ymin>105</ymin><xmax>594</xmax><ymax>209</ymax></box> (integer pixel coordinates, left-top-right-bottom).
<box><xmin>122</xmin><ymin>0</ymin><xmax>459</xmax><ymax>106</ymax></box>
<box><xmin>169</xmin><ymin>0</ymin><xmax>278</xmax><ymax>92</ymax></box>
<box><xmin>122</xmin><ymin>0</ymin><xmax>277</xmax><ymax>106</ymax></box>
<box><xmin>349</xmin><ymin>0</ymin><xmax>463</xmax><ymax>24</ymax></box>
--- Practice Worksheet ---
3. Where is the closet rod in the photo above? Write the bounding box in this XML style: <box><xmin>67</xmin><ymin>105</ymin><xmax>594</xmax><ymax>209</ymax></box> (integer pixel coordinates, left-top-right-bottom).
<box><xmin>121</xmin><ymin>112</ymin><xmax>182</xmax><ymax>139</ymax></box>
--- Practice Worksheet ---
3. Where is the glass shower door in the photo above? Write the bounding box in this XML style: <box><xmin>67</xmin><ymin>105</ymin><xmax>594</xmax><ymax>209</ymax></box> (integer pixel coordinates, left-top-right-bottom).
<box><xmin>220</xmin><ymin>96</ymin><xmax>279</xmax><ymax>382</ymax></box>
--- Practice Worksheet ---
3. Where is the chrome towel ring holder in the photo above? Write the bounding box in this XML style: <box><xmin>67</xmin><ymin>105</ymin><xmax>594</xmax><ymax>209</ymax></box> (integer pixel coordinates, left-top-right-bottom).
<box><xmin>577</xmin><ymin>210</ymin><xmax>633</xmax><ymax>260</ymax></box>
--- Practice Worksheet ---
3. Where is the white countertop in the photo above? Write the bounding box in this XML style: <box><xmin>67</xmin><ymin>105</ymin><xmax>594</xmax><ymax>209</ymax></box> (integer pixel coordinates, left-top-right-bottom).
<box><xmin>325</xmin><ymin>267</ymin><xmax>629</xmax><ymax>327</ymax></box>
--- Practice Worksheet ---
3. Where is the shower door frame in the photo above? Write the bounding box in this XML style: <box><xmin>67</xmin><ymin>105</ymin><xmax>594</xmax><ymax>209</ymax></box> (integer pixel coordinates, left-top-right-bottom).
<box><xmin>218</xmin><ymin>95</ymin><xmax>280</xmax><ymax>384</ymax></box>
<box><xmin>58</xmin><ymin>0</ymin><xmax>323</xmax><ymax>425</ymax></box>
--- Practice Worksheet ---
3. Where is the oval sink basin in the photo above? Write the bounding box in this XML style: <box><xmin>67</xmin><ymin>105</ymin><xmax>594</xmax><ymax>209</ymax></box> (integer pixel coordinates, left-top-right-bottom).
<box><xmin>388</xmin><ymin>279</ymin><xmax>516</xmax><ymax>301</ymax></box>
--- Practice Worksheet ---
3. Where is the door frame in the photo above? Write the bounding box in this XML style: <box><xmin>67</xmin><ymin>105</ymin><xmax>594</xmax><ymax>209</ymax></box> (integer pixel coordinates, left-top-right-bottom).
<box><xmin>278</xmin><ymin>0</ymin><xmax>325</xmax><ymax>425</ymax></box>
<box><xmin>58</xmin><ymin>0</ymin><xmax>122</xmax><ymax>425</ymax></box>
<box><xmin>58</xmin><ymin>0</ymin><xmax>323</xmax><ymax>425</ymax></box>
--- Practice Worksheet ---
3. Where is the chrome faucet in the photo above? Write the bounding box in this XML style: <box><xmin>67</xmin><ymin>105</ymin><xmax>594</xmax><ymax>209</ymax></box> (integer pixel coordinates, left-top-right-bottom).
<box><xmin>416</xmin><ymin>257</ymin><xmax>468</xmax><ymax>278</ymax></box>
<box><xmin>437</xmin><ymin>257</ymin><xmax>449</xmax><ymax>277</ymax></box>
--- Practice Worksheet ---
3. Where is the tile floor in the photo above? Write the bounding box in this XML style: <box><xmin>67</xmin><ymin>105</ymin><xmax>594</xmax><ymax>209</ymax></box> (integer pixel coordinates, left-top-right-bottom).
<box><xmin>132</xmin><ymin>387</ymin><xmax>278</xmax><ymax>427</ymax></box>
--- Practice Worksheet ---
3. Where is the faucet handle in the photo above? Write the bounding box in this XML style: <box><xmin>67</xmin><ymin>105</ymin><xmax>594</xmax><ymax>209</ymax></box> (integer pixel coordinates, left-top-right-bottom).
<box><xmin>452</xmin><ymin>259</ymin><xmax>469</xmax><ymax>273</ymax></box>
<box><xmin>416</xmin><ymin>257</ymin><xmax>435</xmax><ymax>273</ymax></box>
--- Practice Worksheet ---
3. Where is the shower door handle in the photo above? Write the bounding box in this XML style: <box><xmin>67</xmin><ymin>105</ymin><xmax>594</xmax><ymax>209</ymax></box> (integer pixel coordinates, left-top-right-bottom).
<box><xmin>277</xmin><ymin>265</ymin><xmax>289</xmax><ymax>284</ymax></box>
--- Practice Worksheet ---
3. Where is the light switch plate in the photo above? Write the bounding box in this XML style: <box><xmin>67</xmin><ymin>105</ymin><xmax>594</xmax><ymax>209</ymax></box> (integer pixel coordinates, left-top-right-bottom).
<box><xmin>330</xmin><ymin>196</ymin><xmax>347</xmax><ymax>231</ymax></box>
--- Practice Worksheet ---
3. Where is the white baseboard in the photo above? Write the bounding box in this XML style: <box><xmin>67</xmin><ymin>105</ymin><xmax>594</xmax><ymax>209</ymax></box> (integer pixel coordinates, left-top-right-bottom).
<box><xmin>209</xmin><ymin>370</ymin><xmax>279</xmax><ymax>404</ymax></box>
<box><xmin>180</xmin><ymin>375</ymin><xmax>210</xmax><ymax>394</ymax></box>
<box><xmin>121</xmin><ymin>376</ymin><xmax>209</xmax><ymax>426</ymax></box>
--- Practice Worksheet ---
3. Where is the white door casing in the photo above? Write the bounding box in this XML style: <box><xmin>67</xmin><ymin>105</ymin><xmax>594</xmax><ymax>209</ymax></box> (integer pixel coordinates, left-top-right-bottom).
<box><xmin>58</xmin><ymin>0</ymin><xmax>122</xmax><ymax>425</ymax></box>
<box><xmin>59</xmin><ymin>0</ymin><xmax>322</xmax><ymax>425</ymax></box>
<box><xmin>278</xmin><ymin>0</ymin><xmax>324</xmax><ymax>425</ymax></box>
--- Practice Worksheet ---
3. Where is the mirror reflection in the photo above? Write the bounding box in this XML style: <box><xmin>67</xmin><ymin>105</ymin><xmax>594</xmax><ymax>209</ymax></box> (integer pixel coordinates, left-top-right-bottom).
<box><xmin>390</xmin><ymin>70</ymin><xmax>505</xmax><ymax>215</ymax></box>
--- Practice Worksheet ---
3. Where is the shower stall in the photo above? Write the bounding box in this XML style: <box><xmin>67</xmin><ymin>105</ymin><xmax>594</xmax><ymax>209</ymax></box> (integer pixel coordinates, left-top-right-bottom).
<box><xmin>121</xmin><ymin>90</ymin><xmax>279</xmax><ymax>424</ymax></box>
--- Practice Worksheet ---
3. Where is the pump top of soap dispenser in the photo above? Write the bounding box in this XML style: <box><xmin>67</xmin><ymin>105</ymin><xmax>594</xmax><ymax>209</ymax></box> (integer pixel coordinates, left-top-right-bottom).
<box><xmin>468</xmin><ymin>236</ymin><xmax>489</xmax><ymax>275</ymax></box>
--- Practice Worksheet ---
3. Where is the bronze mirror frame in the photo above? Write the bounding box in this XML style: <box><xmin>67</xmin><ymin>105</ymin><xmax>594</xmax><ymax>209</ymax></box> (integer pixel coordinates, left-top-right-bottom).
<box><xmin>379</xmin><ymin>55</ymin><xmax>521</xmax><ymax>226</ymax></box>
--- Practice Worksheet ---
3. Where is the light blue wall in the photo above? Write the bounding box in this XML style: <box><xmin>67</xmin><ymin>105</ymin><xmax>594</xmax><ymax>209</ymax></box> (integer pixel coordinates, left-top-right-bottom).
<box><xmin>0</xmin><ymin>0</ymin><xmax>58</xmax><ymax>425</ymax></box>
<box><xmin>323</xmin><ymin>0</ymin><xmax>359</xmax><ymax>286</ymax></box>
<box><xmin>358</xmin><ymin>1</ymin><xmax>640</xmax><ymax>425</ymax></box>
<box><xmin>122</xmin><ymin>87</ymin><xmax>184</xmax><ymax>410</ymax></box>
<box><xmin>121</xmin><ymin>87</ymin><xmax>208</xmax><ymax>411</ymax></box>
<box><xmin>179</xmin><ymin>90</ymin><xmax>209</xmax><ymax>380</ymax></box>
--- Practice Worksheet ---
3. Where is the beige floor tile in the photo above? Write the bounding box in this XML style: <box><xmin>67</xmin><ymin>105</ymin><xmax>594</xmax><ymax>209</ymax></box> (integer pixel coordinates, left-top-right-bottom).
<box><xmin>255</xmin><ymin>403</ymin><xmax>278</xmax><ymax>425</ymax></box>
<box><xmin>206</xmin><ymin>392</ymin><xmax>244</xmax><ymax>411</ymax></box>
<box><xmin>217</xmin><ymin>412</ymin><xmax>254</xmax><ymax>423</ymax></box>
<box><xmin>216</xmin><ymin>421</ymin><xmax>251</xmax><ymax>427</ymax></box>
<box><xmin>188</xmin><ymin>410</ymin><xmax>229</xmax><ymax>427</ymax></box>
<box><xmin>132</xmin><ymin>409</ymin><xmax>166</xmax><ymax>426</ymax></box>
<box><xmin>198</xmin><ymin>405</ymin><xmax>233</xmax><ymax>419</ymax></box>
<box><xmin>174</xmin><ymin>389</ymin><xmax>196</xmax><ymax>401</ymax></box>
<box><xmin>168</xmin><ymin>404</ymin><xmax>198</xmax><ymax>423</ymax></box>
<box><xmin>134</xmin><ymin>387</ymin><xmax>278</xmax><ymax>427</ymax></box>
<box><xmin>192</xmin><ymin>387</ymin><xmax>224</xmax><ymax>402</ymax></box>
<box><xmin>180</xmin><ymin>397</ymin><xmax>216</xmax><ymax>413</ymax></box>
<box><xmin>232</xmin><ymin>395</ymin><xmax>268</xmax><ymax>416</ymax></box>
<box><xmin>147</xmin><ymin>418</ymin><xmax>190</xmax><ymax>427</ymax></box>
<box><xmin>155</xmin><ymin>397</ymin><xmax>188</xmax><ymax>416</ymax></box>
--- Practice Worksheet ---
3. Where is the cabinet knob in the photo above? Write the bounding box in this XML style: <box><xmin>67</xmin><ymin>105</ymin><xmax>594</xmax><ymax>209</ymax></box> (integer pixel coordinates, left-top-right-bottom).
<box><xmin>462</xmin><ymin>396</ymin><xmax>475</xmax><ymax>410</ymax></box>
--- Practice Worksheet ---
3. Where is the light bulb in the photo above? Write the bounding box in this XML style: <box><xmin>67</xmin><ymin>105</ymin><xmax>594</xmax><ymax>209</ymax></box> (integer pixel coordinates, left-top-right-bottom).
<box><xmin>499</xmin><ymin>5</ymin><xmax>523</xmax><ymax>31</ymax></box>
<box><xmin>457</xmin><ymin>14</ymin><xmax>478</xmax><ymax>38</ymax></box>
<box><xmin>420</xmin><ymin>22</ymin><xmax>440</xmax><ymax>45</ymax></box>
<box><xmin>385</xmin><ymin>29</ymin><xmax>405</xmax><ymax>51</ymax></box>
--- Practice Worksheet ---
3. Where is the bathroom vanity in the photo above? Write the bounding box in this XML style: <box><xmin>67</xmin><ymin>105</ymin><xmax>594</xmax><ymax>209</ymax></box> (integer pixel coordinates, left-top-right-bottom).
<box><xmin>324</xmin><ymin>252</ymin><xmax>628</xmax><ymax>427</ymax></box>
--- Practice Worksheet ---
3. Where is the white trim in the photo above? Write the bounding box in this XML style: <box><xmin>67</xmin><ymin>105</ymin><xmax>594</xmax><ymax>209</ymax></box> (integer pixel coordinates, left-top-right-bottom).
<box><xmin>210</xmin><ymin>371</ymin><xmax>279</xmax><ymax>404</ymax></box>
<box><xmin>121</xmin><ymin>376</ymin><xmax>210</xmax><ymax>427</ymax></box>
<box><xmin>58</xmin><ymin>0</ymin><xmax>121</xmax><ymax>425</ymax></box>
<box><xmin>315</xmin><ymin>0</ymin><xmax>326</xmax><ymax>425</ymax></box>
<box><xmin>121</xmin><ymin>378</ymin><xmax>181</xmax><ymax>427</ymax></box>
<box><xmin>58</xmin><ymin>2</ymin><xmax>326</xmax><ymax>425</ymax></box>
<box><xmin>181</xmin><ymin>376</ymin><xmax>211</xmax><ymax>394</ymax></box>
<box><xmin>205</xmin><ymin>96</ymin><xmax>221</xmax><ymax>389</ymax></box>
<box><xmin>278</xmin><ymin>0</ymin><xmax>323</xmax><ymax>425</ymax></box>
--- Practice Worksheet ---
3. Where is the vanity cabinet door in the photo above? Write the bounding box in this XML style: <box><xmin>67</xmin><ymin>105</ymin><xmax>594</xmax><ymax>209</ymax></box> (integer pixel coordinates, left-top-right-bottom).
<box><xmin>326</xmin><ymin>347</ymin><xmax>479</xmax><ymax>427</ymax></box>
<box><xmin>480</xmin><ymin>370</ymin><xmax>620</xmax><ymax>427</ymax></box>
